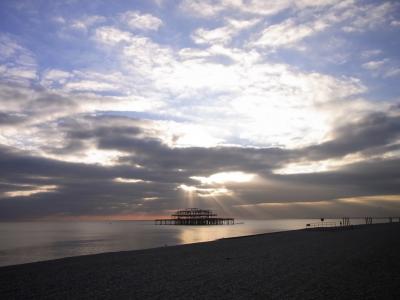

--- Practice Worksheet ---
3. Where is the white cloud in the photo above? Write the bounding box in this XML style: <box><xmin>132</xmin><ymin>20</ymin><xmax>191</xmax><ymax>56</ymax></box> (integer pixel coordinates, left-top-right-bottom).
<box><xmin>52</xmin><ymin>16</ymin><xmax>66</xmax><ymax>24</ymax></box>
<box><xmin>295</xmin><ymin>0</ymin><xmax>340</xmax><ymax>9</ymax></box>
<box><xmin>94</xmin><ymin>26</ymin><xmax>133</xmax><ymax>44</ymax></box>
<box><xmin>249</xmin><ymin>19</ymin><xmax>327</xmax><ymax>49</ymax></box>
<box><xmin>155</xmin><ymin>56</ymin><xmax>364</xmax><ymax>147</ymax></box>
<box><xmin>241</xmin><ymin>1</ymin><xmax>296</xmax><ymax>15</ymax></box>
<box><xmin>191</xmin><ymin>18</ymin><xmax>260</xmax><ymax>45</ymax></box>
<box><xmin>179</xmin><ymin>0</ymin><xmax>228</xmax><ymax>18</ymax></box>
<box><xmin>70</xmin><ymin>15</ymin><xmax>106</xmax><ymax>32</ymax></box>
<box><xmin>361</xmin><ymin>58</ymin><xmax>400</xmax><ymax>78</ymax></box>
<box><xmin>179</xmin><ymin>0</ymin><xmax>345</xmax><ymax>18</ymax></box>
<box><xmin>41</xmin><ymin>69</ymin><xmax>71</xmax><ymax>87</ymax></box>
<box><xmin>242</xmin><ymin>0</ymin><xmax>397</xmax><ymax>50</ymax></box>
<box><xmin>153</xmin><ymin>0</ymin><xmax>166</xmax><ymax>7</ymax></box>
<box><xmin>64</xmin><ymin>80</ymin><xmax>116</xmax><ymax>92</ymax></box>
<box><xmin>191</xmin><ymin>27</ymin><xmax>232</xmax><ymax>45</ymax></box>
<box><xmin>89</xmin><ymin>24</ymin><xmax>371</xmax><ymax>148</ymax></box>
<box><xmin>391</xmin><ymin>20</ymin><xmax>400</xmax><ymax>27</ymax></box>
<box><xmin>342</xmin><ymin>2</ymin><xmax>396</xmax><ymax>32</ymax></box>
<box><xmin>362</xmin><ymin>59</ymin><xmax>388</xmax><ymax>71</ymax></box>
<box><xmin>120</xmin><ymin>10</ymin><xmax>162</xmax><ymax>31</ymax></box>
<box><xmin>179</xmin><ymin>0</ymin><xmax>298</xmax><ymax>18</ymax></box>
<box><xmin>275</xmin><ymin>1</ymin><xmax>357</xmax><ymax>41</ymax></box>
<box><xmin>1</xmin><ymin>67</ymin><xmax>36</xmax><ymax>81</ymax></box>
<box><xmin>384</xmin><ymin>68</ymin><xmax>400</xmax><ymax>78</ymax></box>
<box><xmin>0</xmin><ymin>15</ymin><xmax>374</xmax><ymax>155</ymax></box>
<box><xmin>361</xmin><ymin>49</ymin><xmax>382</xmax><ymax>59</ymax></box>
<box><xmin>94</xmin><ymin>27</ymin><xmax>173</xmax><ymax>73</ymax></box>
<box><xmin>0</xmin><ymin>34</ymin><xmax>37</xmax><ymax>84</ymax></box>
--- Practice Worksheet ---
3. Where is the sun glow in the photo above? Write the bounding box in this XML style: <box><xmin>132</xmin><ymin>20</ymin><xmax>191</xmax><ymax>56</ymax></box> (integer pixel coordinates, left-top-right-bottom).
<box><xmin>77</xmin><ymin>149</ymin><xmax>124</xmax><ymax>166</ymax></box>
<box><xmin>178</xmin><ymin>184</ymin><xmax>233</xmax><ymax>197</ymax></box>
<box><xmin>178</xmin><ymin>171</ymin><xmax>254</xmax><ymax>200</ymax></box>
<box><xmin>113</xmin><ymin>177</ymin><xmax>146</xmax><ymax>183</ymax></box>
<box><xmin>191</xmin><ymin>171</ymin><xmax>256</xmax><ymax>185</ymax></box>
<box><xmin>44</xmin><ymin>149</ymin><xmax>125</xmax><ymax>166</ymax></box>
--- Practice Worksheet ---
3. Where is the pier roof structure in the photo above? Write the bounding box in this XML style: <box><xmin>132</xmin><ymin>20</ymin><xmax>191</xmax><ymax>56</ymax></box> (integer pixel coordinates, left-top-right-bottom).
<box><xmin>172</xmin><ymin>208</ymin><xmax>217</xmax><ymax>219</ymax></box>
<box><xmin>155</xmin><ymin>208</ymin><xmax>234</xmax><ymax>225</ymax></box>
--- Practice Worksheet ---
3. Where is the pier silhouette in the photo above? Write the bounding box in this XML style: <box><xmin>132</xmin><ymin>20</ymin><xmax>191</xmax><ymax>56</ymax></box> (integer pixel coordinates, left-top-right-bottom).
<box><xmin>155</xmin><ymin>208</ymin><xmax>234</xmax><ymax>225</ymax></box>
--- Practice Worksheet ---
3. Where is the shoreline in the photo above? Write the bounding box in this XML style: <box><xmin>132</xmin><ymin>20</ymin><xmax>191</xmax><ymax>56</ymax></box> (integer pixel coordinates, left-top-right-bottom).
<box><xmin>1</xmin><ymin>222</ymin><xmax>399</xmax><ymax>299</ymax></box>
<box><xmin>0</xmin><ymin>219</ymin><xmax>323</xmax><ymax>268</ymax></box>
<box><xmin>0</xmin><ymin>220</ymin><xmax>379</xmax><ymax>268</ymax></box>
<box><xmin>0</xmin><ymin>222</ymin><xmax>354</xmax><ymax>269</ymax></box>
<box><xmin>1</xmin><ymin>225</ymin><xmax>306</xmax><ymax>269</ymax></box>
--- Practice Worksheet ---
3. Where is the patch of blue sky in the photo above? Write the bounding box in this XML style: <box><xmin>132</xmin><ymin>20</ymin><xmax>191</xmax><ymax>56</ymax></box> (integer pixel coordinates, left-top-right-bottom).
<box><xmin>361</xmin><ymin>78</ymin><xmax>400</xmax><ymax>102</ymax></box>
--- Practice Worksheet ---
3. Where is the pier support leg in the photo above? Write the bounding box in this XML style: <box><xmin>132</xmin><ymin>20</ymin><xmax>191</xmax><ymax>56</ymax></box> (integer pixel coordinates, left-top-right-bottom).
<box><xmin>342</xmin><ymin>217</ymin><xmax>350</xmax><ymax>227</ymax></box>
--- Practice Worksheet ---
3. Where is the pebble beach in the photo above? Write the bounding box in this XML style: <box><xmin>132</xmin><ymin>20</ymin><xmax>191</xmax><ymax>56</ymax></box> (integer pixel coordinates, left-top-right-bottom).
<box><xmin>1</xmin><ymin>222</ymin><xmax>399</xmax><ymax>299</ymax></box>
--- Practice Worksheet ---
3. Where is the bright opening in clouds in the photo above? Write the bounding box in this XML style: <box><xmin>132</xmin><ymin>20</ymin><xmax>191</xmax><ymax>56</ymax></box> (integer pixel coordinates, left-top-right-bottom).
<box><xmin>0</xmin><ymin>0</ymin><xmax>400</xmax><ymax>220</ymax></box>
<box><xmin>179</xmin><ymin>184</ymin><xmax>233</xmax><ymax>198</ymax></box>
<box><xmin>191</xmin><ymin>172</ymin><xmax>256</xmax><ymax>184</ymax></box>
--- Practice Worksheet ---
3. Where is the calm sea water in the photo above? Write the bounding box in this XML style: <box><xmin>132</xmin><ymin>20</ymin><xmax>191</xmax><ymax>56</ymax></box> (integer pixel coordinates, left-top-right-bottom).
<box><xmin>0</xmin><ymin>219</ymin><xmax>368</xmax><ymax>267</ymax></box>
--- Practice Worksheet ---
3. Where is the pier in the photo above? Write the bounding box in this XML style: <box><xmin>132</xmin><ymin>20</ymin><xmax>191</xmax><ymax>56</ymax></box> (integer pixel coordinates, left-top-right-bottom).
<box><xmin>155</xmin><ymin>208</ymin><xmax>234</xmax><ymax>225</ymax></box>
<box><xmin>306</xmin><ymin>216</ymin><xmax>400</xmax><ymax>229</ymax></box>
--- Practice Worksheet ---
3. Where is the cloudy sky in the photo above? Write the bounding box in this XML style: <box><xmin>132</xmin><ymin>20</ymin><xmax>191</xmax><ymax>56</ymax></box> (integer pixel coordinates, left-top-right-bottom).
<box><xmin>0</xmin><ymin>0</ymin><xmax>400</xmax><ymax>221</ymax></box>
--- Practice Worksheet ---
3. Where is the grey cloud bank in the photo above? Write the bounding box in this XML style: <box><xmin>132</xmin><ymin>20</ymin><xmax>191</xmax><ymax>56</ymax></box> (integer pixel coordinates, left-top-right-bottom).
<box><xmin>0</xmin><ymin>107</ymin><xmax>399</xmax><ymax>220</ymax></box>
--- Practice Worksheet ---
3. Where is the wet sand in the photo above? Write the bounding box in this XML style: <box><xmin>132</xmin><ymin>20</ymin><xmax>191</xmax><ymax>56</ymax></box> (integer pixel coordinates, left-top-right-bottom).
<box><xmin>1</xmin><ymin>223</ymin><xmax>399</xmax><ymax>299</ymax></box>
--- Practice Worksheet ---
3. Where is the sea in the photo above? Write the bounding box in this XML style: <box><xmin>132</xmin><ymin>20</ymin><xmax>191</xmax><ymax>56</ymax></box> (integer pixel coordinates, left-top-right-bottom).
<box><xmin>0</xmin><ymin>218</ymin><xmax>371</xmax><ymax>267</ymax></box>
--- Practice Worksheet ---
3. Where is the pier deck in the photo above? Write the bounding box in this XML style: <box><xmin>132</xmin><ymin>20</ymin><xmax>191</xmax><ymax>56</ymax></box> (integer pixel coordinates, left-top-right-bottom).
<box><xmin>155</xmin><ymin>208</ymin><xmax>234</xmax><ymax>225</ymax></box>
<box><xmin>155</xmin><ymin>217</ymin><xmax>234</xmax><ymax>225</ymax></box>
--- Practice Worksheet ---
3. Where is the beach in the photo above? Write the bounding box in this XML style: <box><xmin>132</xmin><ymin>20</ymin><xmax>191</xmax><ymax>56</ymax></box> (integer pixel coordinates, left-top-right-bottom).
<box><xmin>1</xmin><ymin>222</ymin><xmax>399</xmax><ymax>299</ymax></box>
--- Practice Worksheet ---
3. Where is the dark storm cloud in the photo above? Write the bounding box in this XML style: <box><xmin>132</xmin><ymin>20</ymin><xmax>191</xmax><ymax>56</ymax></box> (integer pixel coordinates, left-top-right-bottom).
<box><xmin>0</xmin><ymin>110</ymin><xmax>400</xmax><ymax>220</ymax></box>
<box><xmin>294</xmin><ymin>157</ymin><xmax>400</xmax><ymax>186</ymax></box>
<box><xmin>0</xmin><ymin>145</ymin><xmax>184</xmax><ymax>220</ymax></box>
<box><xmin>0</xmin><ymin>144</ymin><xmax>192</xmax><ymax>185</ymax></box>
<box><xmin>264</xmin><ymin>157</ymin><xmax>400</xmax><ymax>201</ymax></box>
<box><xmin>301</xmin><ymin>112</ymin><xmax>400</xmax><ymax>160</ymax></box>
<box><xmin>99</xmin><ymin>135</ymin><xmax>289</xmax><ymax>173</ymax></box>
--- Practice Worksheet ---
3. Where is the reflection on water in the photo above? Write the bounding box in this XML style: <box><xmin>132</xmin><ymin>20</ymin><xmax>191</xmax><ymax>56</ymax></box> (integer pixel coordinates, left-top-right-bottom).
<box><xmin>179</xmin><ymin>226</ymin><xmax>233</xmax><ymax>244</ymax></box>
<box><xmin>0</xmin><ymin>218</ymin><xmax>377</xmax><ymax>267</ymax></box>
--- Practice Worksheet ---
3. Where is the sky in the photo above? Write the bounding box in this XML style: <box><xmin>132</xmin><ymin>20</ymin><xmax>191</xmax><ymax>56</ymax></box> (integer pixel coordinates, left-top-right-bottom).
<box><xmin>0</xmin><ymin>0</ymin><xmax>400</xmax><ymax>221</ymax></box>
